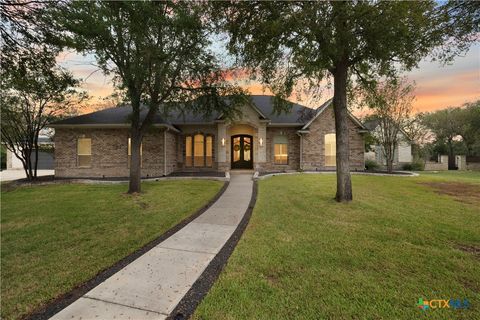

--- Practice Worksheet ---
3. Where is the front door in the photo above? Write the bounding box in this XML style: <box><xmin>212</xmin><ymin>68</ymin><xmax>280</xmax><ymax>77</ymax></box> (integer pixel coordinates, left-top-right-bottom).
<box><xmin>231</xmin><ymin>135</ymin><xmax>253</xmax><ymax>169</ymax></box>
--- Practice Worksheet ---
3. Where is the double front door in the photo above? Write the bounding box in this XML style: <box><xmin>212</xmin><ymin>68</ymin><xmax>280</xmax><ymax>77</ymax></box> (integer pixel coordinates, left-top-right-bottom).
<box><xmin>231</xmin><ymin>135</ymin><xmax>253</xmax><ymax>169</ymax></box>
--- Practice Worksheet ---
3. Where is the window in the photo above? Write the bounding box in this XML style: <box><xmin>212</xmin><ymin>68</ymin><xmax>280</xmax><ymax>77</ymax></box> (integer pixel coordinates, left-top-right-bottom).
<box><xmin>77</xmin><ymin>138</ymin><xmax>91</xmax><ymax>167</ymax></box>
<box><xmin>185</xmin><ymin>136</ymin><xmax>192</xmax><ymax>167</ymax></box>
<box><xmin>274</xmin><ymin>135</ymin><xmax>288</xmax><ymax>165</ymax></box>
<box><xmin>185</xmin><ymin>134</ymin><xmax>213</xmax><ymax>167</ymax></box>
<box><xmin>127</xmin><ymin>138</ymin><xmax>142</xmax><ymax>168</ymax></box>
<box><xmin>194</xmin><ymin>134</ymin><xmax>204</xmax><ymax>167</ymax></box>
<box><xmin>206</xmin><ymin>136</ymin><xmax>213</xmax><ymax>167</ymax></box>
<box><xmin>325</xmin><ymin>133</ymin><xmax>336</xmax><ymax>166</ymax></box>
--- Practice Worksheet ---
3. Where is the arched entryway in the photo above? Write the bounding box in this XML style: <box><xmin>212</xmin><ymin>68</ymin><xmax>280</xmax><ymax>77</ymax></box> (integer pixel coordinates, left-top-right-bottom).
<box><xmin>231</xmin><ymin>134</ymin><xmax>253</xmax><ymax>169</ymax></box>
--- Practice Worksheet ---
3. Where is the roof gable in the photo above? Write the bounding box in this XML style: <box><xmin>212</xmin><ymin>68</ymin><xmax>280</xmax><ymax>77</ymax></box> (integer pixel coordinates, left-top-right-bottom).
<box><xmin>301</xmin><ymin>99</ymin><xmax>367</xmax><ymax>131</ymax></box>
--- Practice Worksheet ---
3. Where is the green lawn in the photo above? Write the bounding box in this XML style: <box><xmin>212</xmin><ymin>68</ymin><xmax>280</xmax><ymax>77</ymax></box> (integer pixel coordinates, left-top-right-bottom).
<box><xmin>194</xmin><ymin>172</ymin><xmax>480</xmax><ymax>320</ymax></box>
<box><xmin>1</xmin><ymin>180</ymin><xmax>223</xmax><ymax>320</ymax></box>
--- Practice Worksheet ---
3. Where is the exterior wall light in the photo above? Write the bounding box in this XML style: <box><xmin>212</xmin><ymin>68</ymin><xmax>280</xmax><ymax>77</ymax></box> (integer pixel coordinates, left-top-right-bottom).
<box><xmin>259</xmin><ymin>138</ymin><xmax>263</xmax><ymax>147</ymax></box>
<box><xmin>221</xmin><ymin>138</ymin><xmax>226</xmax><ymax>146</ymax></box>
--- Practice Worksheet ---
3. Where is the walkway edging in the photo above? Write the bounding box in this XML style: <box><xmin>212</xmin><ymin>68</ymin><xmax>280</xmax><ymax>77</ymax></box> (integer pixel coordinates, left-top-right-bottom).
<box><xmin>167</xmin><ymin>180</ymin><xmax>258</xmax><ymax>320</ymax></box>
<box><xmin>255</xmin><ymin>171</ymin><xmax>419</xmax><ymax>180</ymax></box>
<box><xmin>25</xmin><ymin>181</ymin><xmax>230</xmax><ymax>320</ymax></box>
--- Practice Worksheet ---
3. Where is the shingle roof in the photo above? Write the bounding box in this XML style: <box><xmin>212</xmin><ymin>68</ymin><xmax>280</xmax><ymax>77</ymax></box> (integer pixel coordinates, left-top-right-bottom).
<box><xmin>362</xmin><ymin>118</ymin><xmax>381</xmax><ymax>131</ymax></box>
<box><xmin>50</xmin><ymin>95</ymin><xmax>317</xmax><ymax>127</ymax></box>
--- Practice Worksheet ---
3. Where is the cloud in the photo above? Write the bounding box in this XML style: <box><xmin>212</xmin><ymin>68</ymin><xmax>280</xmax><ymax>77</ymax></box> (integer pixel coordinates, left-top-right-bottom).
<box><xmin>60</xmin><ymin>43</ymin><xmax>479</xmax><ymax>115</ymax></box>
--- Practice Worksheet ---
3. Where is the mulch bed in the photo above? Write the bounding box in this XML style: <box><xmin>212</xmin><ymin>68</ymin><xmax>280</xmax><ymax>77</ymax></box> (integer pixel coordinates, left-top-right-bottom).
<box><xmin>167</xmin><ymin>171</ymin><xmax>226</xmax><ymax>177</ymax></box>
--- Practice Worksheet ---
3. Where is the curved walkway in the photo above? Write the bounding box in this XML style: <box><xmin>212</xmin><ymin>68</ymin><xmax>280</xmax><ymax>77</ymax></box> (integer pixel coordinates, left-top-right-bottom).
<box><xmin>50</xmin><ymin>173</ymin><xmax>253</xmax><ymax>320</ymax></box>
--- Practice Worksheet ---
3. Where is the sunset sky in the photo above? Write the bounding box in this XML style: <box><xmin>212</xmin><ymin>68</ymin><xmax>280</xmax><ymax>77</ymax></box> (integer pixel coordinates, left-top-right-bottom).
<box><xmin>58</xmin><ymin>42</ymin><xmax>479</xmax><ymax>115</ymax></box>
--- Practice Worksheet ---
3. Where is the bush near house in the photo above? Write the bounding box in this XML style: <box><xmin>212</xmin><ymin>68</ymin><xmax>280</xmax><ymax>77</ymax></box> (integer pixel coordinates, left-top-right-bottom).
<box><xmin>402</xmin><ymin>160</ymin><xmax>425</xmax><ymax>171</ymax></box>
<box><xmin>365</xmin><ymin>159</ymin><xmax>380</xmax><ymax>171</ymax></box>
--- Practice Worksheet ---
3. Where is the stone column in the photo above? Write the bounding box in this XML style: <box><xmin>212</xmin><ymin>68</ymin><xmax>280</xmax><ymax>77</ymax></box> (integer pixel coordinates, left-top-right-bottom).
<box><xmin>217</xmin><ymin>123</ymin><xmax>228</xmax><ymax>171</ymax></box>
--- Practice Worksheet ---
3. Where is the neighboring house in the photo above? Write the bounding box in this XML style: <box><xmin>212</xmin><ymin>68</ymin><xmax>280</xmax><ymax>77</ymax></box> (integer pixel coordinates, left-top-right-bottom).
<box><xmin>49</xmin><ymin>95</ymin><xmax>368</xmax><ymax>178</ymax></box>
<box><xmin>5</xmin><ymin>134</ymin><xmax>55</xmax><ymax>170</ymax></box>
<box><xmin>363</xmin><ymin>119</ymin><xmax>413</xmax><ymax>168</ymax></box>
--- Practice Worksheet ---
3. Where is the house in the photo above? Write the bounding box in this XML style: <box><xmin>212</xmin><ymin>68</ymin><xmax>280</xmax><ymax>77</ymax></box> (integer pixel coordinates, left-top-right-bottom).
<box><xmin>49</xmin><ymin>95</ymin><xmax>367</xmax><ymax>178</ymax></box>
<box><xmin>5</xmin><ymin>133</ymin><xmax>55</xmax><ymax>170</ymax></box>
<box><xmin>363</xmin><ymin>118</ymin><xmax>413</xmax><ymax>168</ymax></box>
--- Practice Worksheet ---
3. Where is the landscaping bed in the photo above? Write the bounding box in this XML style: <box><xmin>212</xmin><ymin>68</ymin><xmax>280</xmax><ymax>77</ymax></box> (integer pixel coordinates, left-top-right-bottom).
<box><xmin>193</xmin><ymin>173</ymin><xmax>480</xmax><ymax>319</ymax></box>
<box><xmin>1</xmin><ymin>180</ymin><xmax>223</xmax><ymax>320</ymax></box>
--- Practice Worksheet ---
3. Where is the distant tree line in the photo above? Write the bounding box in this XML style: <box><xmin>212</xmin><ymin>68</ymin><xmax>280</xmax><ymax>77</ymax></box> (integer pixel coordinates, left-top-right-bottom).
<box><xmin>421</xmin><ymin>101</ymin><xmax>480</xmax><ymax>168</ymax></box>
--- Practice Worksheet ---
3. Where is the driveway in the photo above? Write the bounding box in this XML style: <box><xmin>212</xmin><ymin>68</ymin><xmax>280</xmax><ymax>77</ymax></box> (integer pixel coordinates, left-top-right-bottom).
<box><xmin>0</xmin><ymin>170</ymin><xmax>54</xmax><ymax>182</ymax></box>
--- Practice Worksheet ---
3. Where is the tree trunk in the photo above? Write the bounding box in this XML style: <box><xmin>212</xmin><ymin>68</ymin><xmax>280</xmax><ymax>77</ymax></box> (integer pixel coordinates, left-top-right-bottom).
<box><xmin>386</xmin><ymin>159</ymin><xmax>394</xmax><ymax>173</ymax></box>
<box><xmin>332</xmin><ymin>60</ymin><xmax>353</xmax><ymax>202</ymax></box>
<box><xmin>447</xmin><ymin>139</ymin><xmax>455</xmax><ymax>170</ymax></box>
<box><xmin>128</xmin><ymin>129</ymin><xmax>142</xmax><ymax>193</ymax></box>
<box><xmin>386</xmin><ymin>145</ymin><xmax>394</xmax><ymax>173</ymax></box>
<box><xmin>33</xmin><ymin>137</ymin><xmax>39</xmax><ymax>179</ymax></box>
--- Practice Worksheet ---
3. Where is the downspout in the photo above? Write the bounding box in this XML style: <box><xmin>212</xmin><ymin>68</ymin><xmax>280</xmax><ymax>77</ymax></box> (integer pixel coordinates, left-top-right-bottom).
<box><xmin>297</xmin><ymin>132</ymin><xmax>303</xmax><ymax>170</ymax></box>
<box><xmin>164</xmin><ymin>128</ymin><xmax>168</xmax><ymax>176</ymax></box>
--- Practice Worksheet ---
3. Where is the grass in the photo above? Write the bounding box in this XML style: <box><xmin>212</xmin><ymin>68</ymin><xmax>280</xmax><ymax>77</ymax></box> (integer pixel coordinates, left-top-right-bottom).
<box><xmin>1</xmin><ymin>180</ymin><xmax>223</xmax><ymax>320</ymax></box>
<box><xmin>194</xmin><ymin>172</ymin><xmax>480</xmax><ymax>320</ymax></box>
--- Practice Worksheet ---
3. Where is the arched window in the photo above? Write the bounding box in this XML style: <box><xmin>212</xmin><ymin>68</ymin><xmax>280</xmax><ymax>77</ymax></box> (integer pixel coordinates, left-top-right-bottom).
<box><xmin>325</xmin><ymin>133</ymin><xmax>336</xmax><ymax>166</ymax></box>
<box><xmin>185</xmin><ymin>134</ymin><xmax>213</xmax><ymax>167</ymax></box>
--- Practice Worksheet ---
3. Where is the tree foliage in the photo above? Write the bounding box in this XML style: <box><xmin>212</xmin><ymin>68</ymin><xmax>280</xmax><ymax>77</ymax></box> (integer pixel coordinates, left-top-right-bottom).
<box><xmin>1</xmin><ymin>0</ymin><xmax>85</xmax><ymax>180</ymax></box>
<box><xmin>423</xmin><ymin>101</ymin><xmax>480</xmax><ymax>167</ymax></box>
<box><xmin>49</xmin><ymin>1</ymin><xmax>245</xmax><ymax>193</ymax></box>
<box><xmin>360</xmin><ymin>79</ymin><xmax>415</xmax><ymax>173</ymax></box>
<box><xmin>1</xmin><ymin>50</ymin><xmax>85</xmax><ymax>180</ymax></box>
<box><xmin>213</xmin><ymin>0</ymin><xmax>478</xmax><ymax>201</ymax></box>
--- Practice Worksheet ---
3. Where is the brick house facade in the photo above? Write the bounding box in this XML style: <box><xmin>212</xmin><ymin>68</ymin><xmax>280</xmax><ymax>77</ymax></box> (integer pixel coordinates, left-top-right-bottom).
<box><xmin>50</xmin><ymin>96</ymin><xmax>367</xmax><ymax>178</ymax></box>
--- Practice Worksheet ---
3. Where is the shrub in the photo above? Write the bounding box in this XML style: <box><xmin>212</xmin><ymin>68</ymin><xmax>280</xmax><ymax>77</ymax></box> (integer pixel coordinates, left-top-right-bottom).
<box><xmin>365</xmin><ymin>159</ymin><xmax>380</xmax><ymax>171</ymax></box>
<box><xmin>402</xmin><ymin>161</ymin><xmax>424</xmax><ymax>171</ymax></box>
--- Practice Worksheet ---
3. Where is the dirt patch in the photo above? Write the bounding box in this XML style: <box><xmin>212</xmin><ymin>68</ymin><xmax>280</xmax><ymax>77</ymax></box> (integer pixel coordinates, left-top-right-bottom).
<box><xmin>418</xmin><ymin>182</ymin><xmax>480</xmax><ymax>205</ymax></box>
<box><xmin>457</xmin><ymin>244</ymin><xmax>480</xmax><ymax>260</ymax></box>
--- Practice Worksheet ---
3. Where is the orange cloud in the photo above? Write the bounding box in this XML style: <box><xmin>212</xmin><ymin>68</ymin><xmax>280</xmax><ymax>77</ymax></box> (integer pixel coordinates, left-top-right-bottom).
<box><xmin>61</xmin><ymin>44</ymin><xmax>479</xmax><ymax>115</ymax></box>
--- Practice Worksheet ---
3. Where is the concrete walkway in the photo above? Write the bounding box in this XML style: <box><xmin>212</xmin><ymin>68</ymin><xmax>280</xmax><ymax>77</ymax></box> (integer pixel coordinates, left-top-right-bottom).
<box><xmin>51</xmin><ymin>173</ymin><xmax>253</xmax><ymax>320</ymax></box>
<box><xmin>0</xmin><ymin>169</ymin><xmax>54</xmax><ymax>182</ymax></box>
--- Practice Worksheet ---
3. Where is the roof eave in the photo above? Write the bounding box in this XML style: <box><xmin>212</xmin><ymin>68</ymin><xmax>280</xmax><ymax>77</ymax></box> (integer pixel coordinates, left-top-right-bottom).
<box><xmin>48</xmin><ymin>123</ymin><xmax>180</xmax><ymax>133</ymax></box>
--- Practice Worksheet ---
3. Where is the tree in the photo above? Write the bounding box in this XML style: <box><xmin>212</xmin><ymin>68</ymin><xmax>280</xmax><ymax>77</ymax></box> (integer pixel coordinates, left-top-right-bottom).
<box><xmin>456</xmin><ymin>101</ymin><xmax>480</xmax><ymax>156</ymax></box>
<box><xmin>423</xmin><ymin>108</ymin><xmax>463</xmax><ymax>169</ymax></box>
<box><xmin>1</xmin><ymin>0</ymin><xmax>85</xmax><ymax>180</ymax></box>
<box><xmin>1</xmin><ymin>53</ymin><xmax>85</xmax><ymax>180</ymax></box>
<box><xmin>214</xmin><ymin>1</ymin><xmax>467</xmax><ymax>201</ymax></box>
<box><xmin>49</xmin><ymin>1</ymin><xmax>244</xmax><ymax>193</ymax></box>
<box><xmin>403</xmin><ymin>113</ymin><xmax>434</xmax><ymax>163</ymax></box>
<box><xmin>361</xmin><ymin>79</ymin><xmax>415</xmax><ymax>173</ymax></box>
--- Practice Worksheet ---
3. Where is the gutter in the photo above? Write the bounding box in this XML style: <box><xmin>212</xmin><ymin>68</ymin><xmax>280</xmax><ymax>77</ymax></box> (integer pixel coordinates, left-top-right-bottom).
<box><xmin>296</xmin><ymin>131</ymin><xmax>304</xmax><ymax>170</ymax></box>
<box><xmin>48</xmin><ymin>123</ymin><xmax>180</xmax><ymax>133</ymax></box>
<box><xmin>164</xmin><ymin>128</ymin><xmax>168</xmax><ymax>176</ymax></box>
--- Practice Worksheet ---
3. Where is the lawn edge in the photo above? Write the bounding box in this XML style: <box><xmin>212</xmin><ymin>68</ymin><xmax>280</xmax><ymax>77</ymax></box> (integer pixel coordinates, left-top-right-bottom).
<box><xmin>167</xmin><ymin>180</ymin><xmax>258</xmax><ymax>320</ymax></box>
<box><xmin>23</xmin><ymin>180</ymin><xmax>229</xmax><ymax>320</ymax></box>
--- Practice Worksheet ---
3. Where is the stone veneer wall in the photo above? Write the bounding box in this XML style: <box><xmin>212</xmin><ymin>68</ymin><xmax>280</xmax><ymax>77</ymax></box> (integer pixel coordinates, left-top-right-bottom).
<box><xmin>260</xmin><ymin>127</ymin><xmax>300</xmax><ymax>172</ymax></box>
<box><xmin>54</xmin><ymin>128</ymin><xmax>177</xmax><ymax>178</ymax></box>
<box><xmin>301</xmin><ymin>106</ymin><xmax>365</xmax><ymax>171</ymax></box>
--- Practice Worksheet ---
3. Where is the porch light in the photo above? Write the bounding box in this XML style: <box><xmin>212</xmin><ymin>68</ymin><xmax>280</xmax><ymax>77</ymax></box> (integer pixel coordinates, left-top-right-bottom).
<box><xmin>259</xmin><ymin>138</ymin><xmax>263</xmax><ymax>147</ymax></box>
<box><xmin>221</xmin><ymin>138</ymin><xmax>225</xmax><ymax>146</ymax></box>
